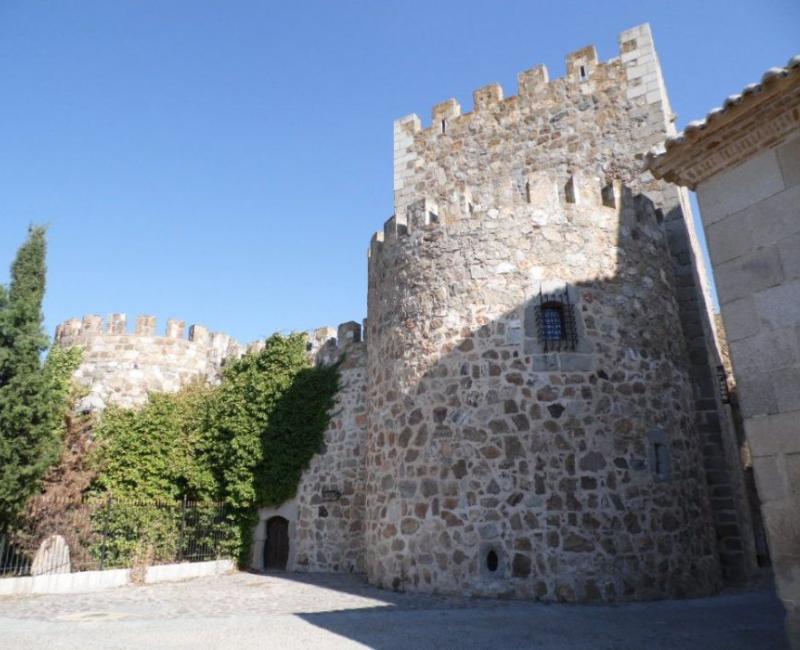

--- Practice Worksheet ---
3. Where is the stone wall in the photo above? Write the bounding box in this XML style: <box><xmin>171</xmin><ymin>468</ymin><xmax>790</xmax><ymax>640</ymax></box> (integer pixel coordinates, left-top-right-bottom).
<box><xmin>57</xmin><ymin>312</ymin><xmax>370</xmax><ymax>576</ymax></box>
<box><xmin>54</xmin><ymin>313</ymin><xmax>243</xmax><ymax>409</ymax></box>
<box><xmin>385</xmin><ymin>22</ymin><xmax>754</xmax><ymax>587</ymax></box>
<box><xmin>623</xmin><ymin>25</ymin><xmax>759</xmax><ymax>580</ymax></box>
<box><xmin>696</xmin><ymin>132</ymin><xmax>800</xmax><ymax>640</ymax></box>
<box><xmin>366</xmin><ymin>179</ymin><xmax>720</xmax><ymax>600</ymax></box>
<box><xmin>294</xmin><ymin>323</ymin><xmax>368</xmax><ymax>573</ymax></box>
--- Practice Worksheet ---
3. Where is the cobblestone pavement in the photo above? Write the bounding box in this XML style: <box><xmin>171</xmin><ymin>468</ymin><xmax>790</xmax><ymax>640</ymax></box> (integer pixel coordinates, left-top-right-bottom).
<box><xmin>0</xmin><ymin>571</ymin><xmax>789</xmax><ymax>649</ymax></box>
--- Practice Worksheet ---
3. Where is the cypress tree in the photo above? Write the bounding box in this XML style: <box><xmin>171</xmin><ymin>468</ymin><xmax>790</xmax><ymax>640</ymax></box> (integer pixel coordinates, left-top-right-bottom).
<box><xmin>0</xmin><ymin>227</ymin><xmax>62</xmax><ymax>528</ymax></box>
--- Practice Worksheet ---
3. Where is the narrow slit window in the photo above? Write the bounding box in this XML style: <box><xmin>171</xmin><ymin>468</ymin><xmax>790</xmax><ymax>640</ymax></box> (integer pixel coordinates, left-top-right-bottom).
<box><xmin>564</xmin><ymin>176</ymin><xmax>577</xmax><ymax>204</ymax></box>
<box><xmin>525</xmin><ymin>181</ymin><xmax>531</xmax><ymax>203</ymax></box>
<box><xmin>579</xmin><ymin>65</ymin><xmax>587</xmax><ymax>80</ymax></box>
<box><xmin>441</xmin><ymin>119</ymin><xmax>447</xmax><ymax>134</ymax></box>
<box><xmin>654</xmin><ymin>442</ymin><xmax>663</xmax><ymax>475</ymax></box>
<box><xmin>647</xmin><ymin>430</ymin><xmax>672</xmax><ymax>482</ymax></box>
<box><xmin>656</xmin><ymin>444</ymin><xmax>670</xmax><ymax>479</ymax></box>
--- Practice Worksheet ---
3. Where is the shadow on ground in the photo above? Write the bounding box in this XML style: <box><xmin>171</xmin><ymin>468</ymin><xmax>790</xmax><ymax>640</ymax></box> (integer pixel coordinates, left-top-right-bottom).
<box><xmin>270</xmin><ymin>570</ymin><xmax>789</xmax><ymax>650</ymax></box>
<box><xmin>0</xmin><ymin>570</ymin><xmax>789</xmax><ymax>649</ymax></box>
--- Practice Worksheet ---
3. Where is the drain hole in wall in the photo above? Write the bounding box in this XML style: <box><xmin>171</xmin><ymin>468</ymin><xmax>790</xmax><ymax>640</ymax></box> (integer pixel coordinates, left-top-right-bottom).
<box><xmin>486</xmin><ymin>550</ymin><xmax>498</xmax><ymax>572</ymax></box>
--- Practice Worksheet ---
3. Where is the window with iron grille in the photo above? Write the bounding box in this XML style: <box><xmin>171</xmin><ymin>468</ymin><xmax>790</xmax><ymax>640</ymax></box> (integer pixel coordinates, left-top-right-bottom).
<box><xmin>535</xmin><ymin>289</ymin><xmax>578</xmax><ymax>352</ymax></box>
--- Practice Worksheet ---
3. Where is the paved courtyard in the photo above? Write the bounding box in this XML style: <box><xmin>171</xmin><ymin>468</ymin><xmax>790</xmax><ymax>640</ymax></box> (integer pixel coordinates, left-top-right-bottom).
<box><xmin>0</xmin><ymin>571</ymin><xmax>789</xmax><ymax>649</ymax></box>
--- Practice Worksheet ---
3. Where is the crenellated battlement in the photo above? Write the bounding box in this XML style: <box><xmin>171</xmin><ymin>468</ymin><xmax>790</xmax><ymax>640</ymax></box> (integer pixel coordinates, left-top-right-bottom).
<box><xmin>397</xmin><ymin>34</ymin><xmax>635</xmax><ymax>139</ymax></box>
<box><xmin>366</xmin><ymin>20</ymin><xmax>727</xmax><ymax>598</ymax></box>
<box><xmin>54</xmin><ymin>313</ymin><xmax>245</xmax><ymax>410</ymax></box>
<box><xmin>370</xmin><ymin>171</ymin><xmax>661</xmax><ymax>266</ymax></box>
<box><xmin>54</xmin><ymin>313</ymin><xmax>240</xmax><ymax>352</ymax></box>
<box><xmin>392</xmin><ymin>24</ymin><xmax>675</xmax><ymax>220</ymax></box>
<box><xmin>307</xmin><ymin>320</ymin><xmax>366</xmax><ymax>367</ymax></box>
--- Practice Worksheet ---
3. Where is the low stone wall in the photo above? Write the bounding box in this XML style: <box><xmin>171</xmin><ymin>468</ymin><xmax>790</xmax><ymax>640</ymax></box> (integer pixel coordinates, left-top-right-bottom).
<box><xmin>0</xmin><ymin>560</ymin><xmax>234</xmax><ymax>595</ymax></box>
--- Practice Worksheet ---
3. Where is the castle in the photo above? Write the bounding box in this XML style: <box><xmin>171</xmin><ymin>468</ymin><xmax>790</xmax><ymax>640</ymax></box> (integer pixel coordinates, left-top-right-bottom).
<box><xmin>54</xmin><ymin>24</ymin><xmax>760</xmax><ymax>602</ymax></box>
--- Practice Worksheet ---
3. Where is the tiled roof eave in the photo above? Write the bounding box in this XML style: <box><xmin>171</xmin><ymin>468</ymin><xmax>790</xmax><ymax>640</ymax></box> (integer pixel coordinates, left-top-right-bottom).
<box><xmin>646</xmin><ymin>54</ymin><xmax>800</xmax><ymax>188</ymax></box>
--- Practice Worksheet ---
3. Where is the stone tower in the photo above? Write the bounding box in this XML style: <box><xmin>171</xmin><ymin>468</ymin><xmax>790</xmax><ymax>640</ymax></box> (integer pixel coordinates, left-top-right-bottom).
<box><xmin>55</xmin><ymin>313</ymin><xmax>243</xmax><ymax>409</ymax></box>
<box><xmin>365</xmin><ymin>24</ymin><xmax>745</xmax><ymax>600</ymax></box>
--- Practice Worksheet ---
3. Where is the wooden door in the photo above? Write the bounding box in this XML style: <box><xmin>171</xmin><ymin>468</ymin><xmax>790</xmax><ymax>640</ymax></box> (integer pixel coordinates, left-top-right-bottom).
<box><xmin>264</xmin><ymin>516</ymin><xmax>289</xmax><ymax>570</ymax></box>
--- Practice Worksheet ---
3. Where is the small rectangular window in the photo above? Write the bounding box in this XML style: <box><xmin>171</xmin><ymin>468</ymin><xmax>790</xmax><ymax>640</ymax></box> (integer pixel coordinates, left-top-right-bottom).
<box><xmin>534</xmin><ymin>289</ymin><xmax>577</xmax><ymax>352</ymax></box>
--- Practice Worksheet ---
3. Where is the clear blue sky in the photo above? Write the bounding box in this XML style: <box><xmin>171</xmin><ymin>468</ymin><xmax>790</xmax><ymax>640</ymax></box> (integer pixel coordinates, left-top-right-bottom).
<box><xmin>1</xmin><ymin>1</ymin><xmax>798</xmax><ymax>344</ymax></box>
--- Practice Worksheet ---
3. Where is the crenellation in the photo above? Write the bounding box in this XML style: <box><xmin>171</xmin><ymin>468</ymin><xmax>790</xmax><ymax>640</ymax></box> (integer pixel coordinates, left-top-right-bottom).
<box><xmin>369</xmin><ymin>175</ymin><xmax>642</xmax><ymax>270</ymax></box>
<box><xmin>108</xmin><ymin>313</ymin><xmax>127</xmax><ymax>335</ymax></box>
<box><xmin>382</xmin><ymin>215</ymin><xmax>404</xmax><ymax>241</ymax></box>
<box><xmin>432</xmin><ymin>98</ymin><xmax>461</xmax><ymax>128</ymax></box>
<box><xmin>189</xmin><ymin>324</ymin><xmax>210</xmax><ymax>344</ymax></box>
<box><xmin>406</xmin><ymin>197</ymin><xmax>439</xmax><ymax>228</ymax></box>
<box><xmin>525</xmin><ymin>171</ymin><xmax>559</xmax><ymax>207</ymax></box>
<box><xmin>166</xmin><ymin>318</ymin><xmax>186</xmax><ymax>339</ymax></box>
<box><xmin>83</xmin><ymin>314</ymin><xmax>103</xmax><ymax>334</ymax></box>
<box><xmin>408</xmin><ymin>37</ymin><xmax>652</xmax><ymax>142</ymax></box>
<box><xmin>209</xmin><ymin>331</ymin><xmax>237</xmax><ymax>365</ymax></box>
<box><xmin>518</xmin><ymin>64</ymin><xmax>549</xmax><ymax>97</ymax></box>
<box><xmin>368</xmin><ymin>230</ymin><xmax>384</xmax><ymax>259</ymax></box>
<box><xmin>305</xmin><ymin>321</ymin><xmax>366</xmax><ymax>367</ymax></box>
<box><xmin>135</xmin><ymin>315</ymin><xmax>156</xmax><ymax>336</ymax></box>
<box><xmin>337</xmin><ymin>321</ymin><xmax>361</xmax><ymax>345</ymax></box>
<box><xmin>564</xmin><ymin>173</ymin><xmax>604</xmax><ymax>206</ymax></box>
<box><xmin>601</xmin><ymin>180</ymin><xmax>622</xmax><ymax>208</ymax></box>
<box><xmin>565</xmin><ymin>44</ymin><xmax>599</xmax><ymax>82</ymax></box>
<box><xmin>473</xmin><ymin>83</ymin><xmax>503</xmax><ymax>111</ymax></box>
<box><xmin>56</xmin><ymin>318</ymin><xmax>82</xmax><ymax>341</ymax></box>
<box><xmin>54</xmin><ymin>313</ymin><xmax>244</xmax><ymax>408</ymax></box>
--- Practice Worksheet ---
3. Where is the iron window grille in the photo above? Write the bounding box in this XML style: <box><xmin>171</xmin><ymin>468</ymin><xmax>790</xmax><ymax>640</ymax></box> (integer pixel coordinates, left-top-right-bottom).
<box><xmin>535</xmin><ymin>289</ymin><xmax>578</xmax><ymax>352</ymax></box>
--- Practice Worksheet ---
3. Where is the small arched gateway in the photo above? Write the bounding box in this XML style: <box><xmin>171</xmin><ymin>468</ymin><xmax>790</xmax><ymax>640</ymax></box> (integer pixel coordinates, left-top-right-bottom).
<box><xmin>264</xmin><ymin>516</ymin><xmax>289</xmax><ymax>570</ymax></box>
<box><xmin>251</xmin><ymin>501</ymin><xmax>297</xmax><ymax>572</ymax></box>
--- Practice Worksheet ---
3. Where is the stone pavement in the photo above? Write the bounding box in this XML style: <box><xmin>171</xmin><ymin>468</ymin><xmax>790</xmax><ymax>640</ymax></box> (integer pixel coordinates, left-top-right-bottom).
<box><xmin>0</xmin><ymin>571</ymin><xmax>790</xmax><ymax>649</ymax></box>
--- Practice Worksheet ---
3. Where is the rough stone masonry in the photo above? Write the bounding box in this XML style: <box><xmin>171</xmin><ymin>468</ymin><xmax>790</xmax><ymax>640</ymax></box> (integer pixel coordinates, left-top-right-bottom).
<box><xmin>55</xmin><ymin>23</ymin><xmax>759</xmax><ymax>603</ymax></box>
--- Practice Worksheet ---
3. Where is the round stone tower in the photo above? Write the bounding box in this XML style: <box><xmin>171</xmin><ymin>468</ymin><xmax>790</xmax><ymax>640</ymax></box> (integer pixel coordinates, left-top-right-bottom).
<box><xmin>55</xmin><ymin>313</ymin><xmax>243</xmax><ymax>409</ymax></box>
<box><xmin>365</xmin><ymin>173</ymin><xmax>720</xmax><ymax>601</ymax></box>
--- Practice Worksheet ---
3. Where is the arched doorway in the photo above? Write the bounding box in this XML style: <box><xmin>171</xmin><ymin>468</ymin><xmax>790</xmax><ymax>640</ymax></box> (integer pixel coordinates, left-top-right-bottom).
<box><xmin>263</xmin><ymin>516</ymin><xmax>289</xmax><ymax>570</ymax></box>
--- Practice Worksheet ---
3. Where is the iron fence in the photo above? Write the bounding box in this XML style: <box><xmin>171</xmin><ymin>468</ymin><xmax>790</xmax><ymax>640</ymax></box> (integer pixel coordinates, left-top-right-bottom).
<box><xmin>0</xmin><ymin>496</ymin><xmax>235</xmax><ymax>578</ymax></box>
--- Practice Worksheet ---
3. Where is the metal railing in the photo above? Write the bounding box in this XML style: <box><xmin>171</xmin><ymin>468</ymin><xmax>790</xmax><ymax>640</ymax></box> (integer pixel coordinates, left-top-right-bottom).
<box><xmin>1</xmin><ymin>496</ymin><xmax>235</xmax><ymax>578</ymax></box>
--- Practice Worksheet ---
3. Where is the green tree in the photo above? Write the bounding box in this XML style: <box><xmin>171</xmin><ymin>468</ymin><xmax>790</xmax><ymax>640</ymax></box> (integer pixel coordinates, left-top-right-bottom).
<box><xmin>0</xmin><ymin>227</ymin><xmax>77</xmax><ymax>529</ymax></box>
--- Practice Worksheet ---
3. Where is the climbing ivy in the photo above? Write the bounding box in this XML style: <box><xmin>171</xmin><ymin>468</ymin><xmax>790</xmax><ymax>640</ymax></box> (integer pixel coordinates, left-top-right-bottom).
<box><xmin>91</xmin><ymin>383</ymin><xmax>217</xmax><ymax>502</ymax></box>
<box><xmin>88</xmin><ymin>333</ymin><xmax>340</xmax><ymax>564</ymax></box>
